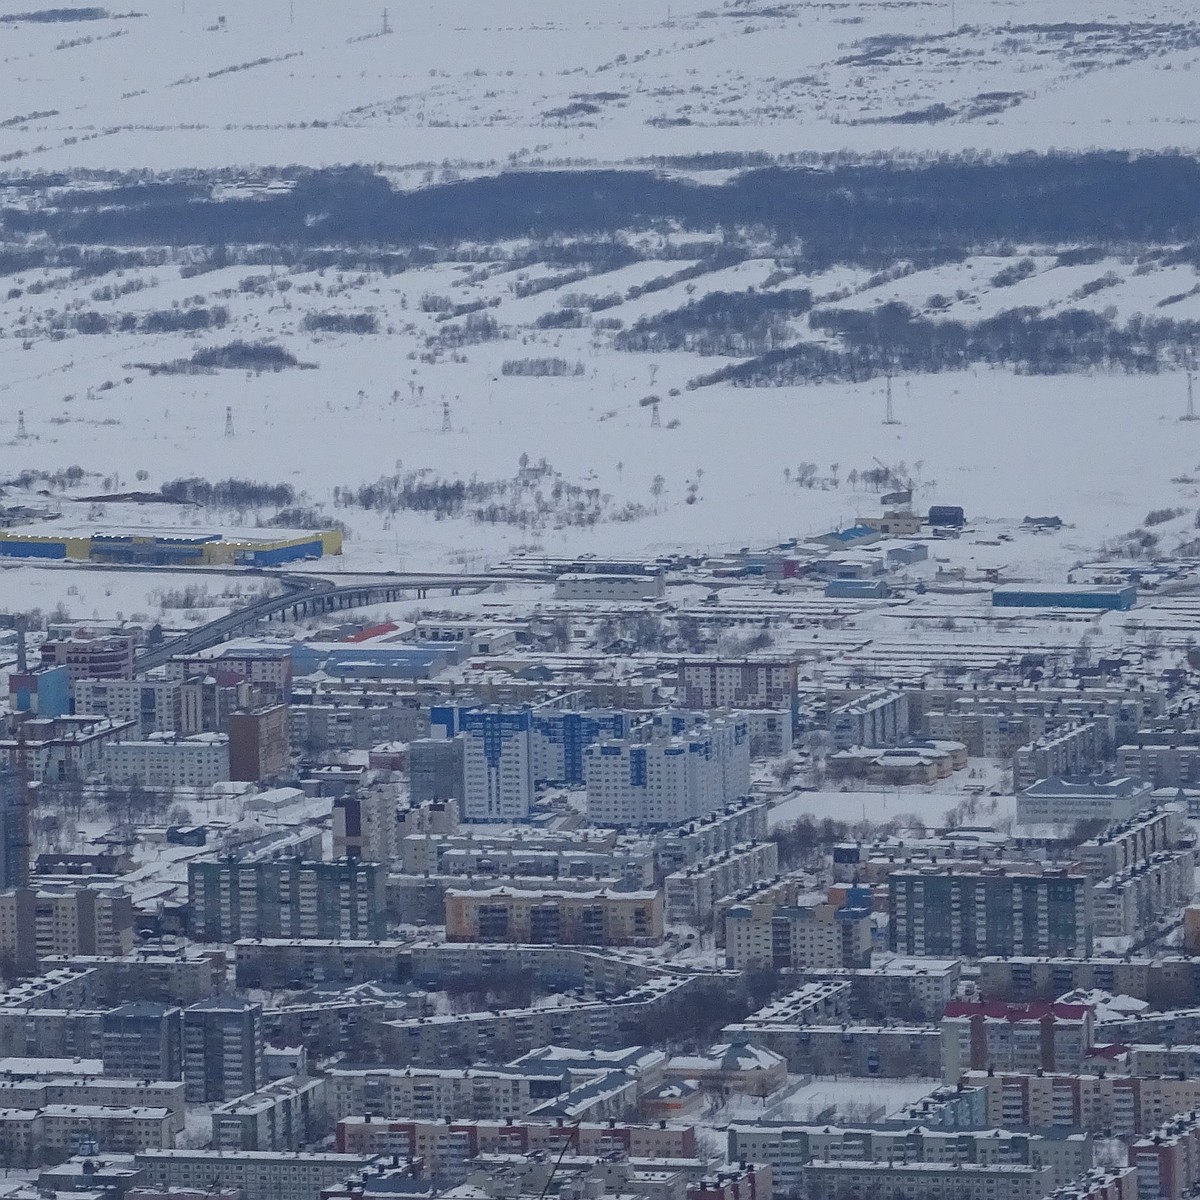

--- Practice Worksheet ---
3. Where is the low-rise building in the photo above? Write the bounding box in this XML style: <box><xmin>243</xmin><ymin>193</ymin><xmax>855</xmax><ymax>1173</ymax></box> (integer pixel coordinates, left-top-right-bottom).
<box><xmin>135</xmin><ymin>1149</ymin><xmax>374</xmax><ymax>1200</ymax></box>
<box><xmin>1016</xmin><ymin>776</ymin><xmax>1152</xmax><ymax>827</ymax></box>
<box><xmin>804</xmin><ymin>1158</ymin><xmax>1053</xmax><ymax>1200</ymax></box>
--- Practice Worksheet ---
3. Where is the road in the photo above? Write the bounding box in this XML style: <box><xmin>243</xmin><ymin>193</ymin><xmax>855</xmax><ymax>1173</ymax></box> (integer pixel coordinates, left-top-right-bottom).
<box><xmin>132</xmin><ymin>568</ymin><xmax>554</xmax><ymax>671</ymax></box>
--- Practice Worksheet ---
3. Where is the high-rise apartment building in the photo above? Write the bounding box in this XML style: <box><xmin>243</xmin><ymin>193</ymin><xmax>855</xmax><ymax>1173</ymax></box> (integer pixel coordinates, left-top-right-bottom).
<box><xmin>461</xmin><ymin>709</ymin><xmax>533</xmax><ymax>822</ymax></box>
<box><xmin>189</xmin><ymin>859</ymin><xmax>386</xmax><ymax>942</ymax></box>
<box><xmin>889</xmin><ymin>867</ymin><xmax>1093</xmax><ymax>958</ymax></box>
<box><xmin>182</xmin><ymin>996</ymin><xmax>265</xmax><ymax>1103</ymax></box>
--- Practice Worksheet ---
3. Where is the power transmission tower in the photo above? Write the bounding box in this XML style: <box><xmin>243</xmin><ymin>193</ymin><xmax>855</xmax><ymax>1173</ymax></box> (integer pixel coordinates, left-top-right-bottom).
<box><xmin>381</xmin><ymin>6</ymin><xmax>390</xmax><ymax>33</ymax></box>
<box><xmin>441</xmin><ymin>399</ymin><xmax>452</xmax><ymax>433</ymax></box>
<box><xmin>1185</xmin><ymin>370</ymin><xmax>1199</xmax><ymax>422</ymax></box>
<box><xmin>15</xmin><ymin>411</ymin><xmax>26</xmax><ymax>440</ymax></box>
<box><xmin>650</xmin><ymin>400</ymin><xmax>661</xmax><ymax>428</ymax></box>
<box><xmin>225</xmin><ymin>406</ymin><xmax>234</xmax><ymax>437</ymax></box>
<box><xmin>883</xmin><ymin>374</ymin><xmax>899</xmax><ymax>425</ymax></box>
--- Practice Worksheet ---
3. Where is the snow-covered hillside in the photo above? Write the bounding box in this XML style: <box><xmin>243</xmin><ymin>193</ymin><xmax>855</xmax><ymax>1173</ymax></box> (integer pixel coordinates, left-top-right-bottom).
<box><xmin>2</xmin><ymin>0</ymin><xmax>1200</xmax><ymax>172</ymax></box>
<box><xmin>4</xmin><ymin>0</ymin><xmax>1200</xmax><ymax>587</ymax></box>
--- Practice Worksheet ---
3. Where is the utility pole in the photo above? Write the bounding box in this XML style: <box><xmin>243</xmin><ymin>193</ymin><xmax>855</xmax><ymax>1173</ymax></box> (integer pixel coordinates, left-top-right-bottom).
<box><xmin>883</xmin><ymin>373</ymin><xmax>899</xmax><ymax>425</ymax></box>
<box><xmin>441</xmin><ymin>399</ymin><xmax>452</xmax><ymax>433</ymax></box>
<box><xmin>1185</xmin><ymin>370</ymin><xmax>1198</xmax><ymax>421</ymax></box>
<box><xmin>381</xmin><ymin>6</ymin><xmax>390</xmax><ymax>34</ymax></box>
<box><xmin>15</xmin><ymin>411</ymin><xmax>26</xmax><ymax>440</ymax></box>
<box><xmin>650</xmin><ymin>400</ymin><xmax>661</xmax><ymax>428</ymax></box>
<box><xmin>225</xmin><ymin>405</ymin><xmax>234</xmax><ymax>437</ymax></box>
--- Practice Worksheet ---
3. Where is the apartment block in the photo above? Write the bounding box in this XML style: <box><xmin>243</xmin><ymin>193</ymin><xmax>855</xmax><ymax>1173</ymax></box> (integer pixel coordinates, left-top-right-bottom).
<box><xmin>729</xmin><ymin>1123</ymin><xmax>1089</xmax><ymax>1195</ymax></box>
<box><xmin>334</xmin><ymin>1118</ymin><xmax>696</xmax><ymax>1167</ymax></box>
<box><xmin>1015</xmin><ymin>721</ymin><xmax>1109</xmax><ymax>791</ymax></box>
<box><xmin>382</xmin><ymin>976</ymin><xmax>701</xmax><ymax>1065</ymax></box>
<box><xmin>444</xmin><ymin>885</ymin><xmax>663</xmax><ymax>946</ymax></box>
<box><xmin>941</xmin><ymin>1001</ymin><xmax>1094</xmax><ymax>1081</ymax></box>
<box><xmin>654</xmin><ymin>799</ymin><xmax>770</xmax><ymax>874</ymax></box>
<box><xmin>978</xmin><ymin>955</ymin><xmax>1200</xmax><ymax>1008</ymax></box>
<box><xmin>135</xmin><ymin>1149</ymin><xmax>372</xmax><ymax>1200</ymax></box>
<box><xmin>0</xmin><ymin>883</ymin><xmax>134</xmax><ymax>970</ymax></box>
<box><xmin>104</xmin><ymin>733</ymin><xmax>230</xmax><ymax>789</ymax></box>
<box><xmin>803</xmin><ymin>1159</ymin><xmax>1054</xmax><ymax>1200</ymax></box>
<box><xmin>889</xmin><ymin>866</ymin><xmax>1093</xmax><ymax>958</ymax></box>
<box><xmin>799</xmin><ymin>957</ymin><xmax>961</xmax><ymax>1022</ymax></box>
<box><xmin>73</xmin><ymin>677</ymin><xmax>183</xmax><ymax>736</ymax></box>
<box><xmin>101</xmin><ymin>1001</ymin><xmax>183</xmax><ymax>1080</ymax></box>
<box><xmin>1130</xmin><ymin>1109</ymin><xmax>1200</xmax><ymax>1200</ymax></box>
<box><xmin>723</xmin><ymin>889</ymin><xmax>872</xmax><ymax>971</ymax></box>
<box><xmin>189</xmin><ymin>858</ymin><xmax>386</xmax><ymax>942</ymax></box>
<box><xmin>332</xmin><ymin>789</ymin><xmax>396</xmax><ymax>864</ymax></box>
<box><xmin>228</xmin><ymin>703</ymin><xmax>290</xmax><ymax>782</ymax></box>
<box><xmin>966</xmin><ymin>1070</ymin><xmax>1200</xmax><ymax>1138</ymax></box>
<box><xmin>664</xmin><ymin>841</ymin><xmax>778</xmax><ymax>926</ymax></box>
<box><xmin>234</xmin><ymin>938</ymin><xmax>408</xmax><ymax>989</ymax></box>
<box><xmin>40</xmin><ymin>633</ymin><xmax>136</xmax><ymax>681</ymax></box>
<box><xmin>829</xmin><ymin>689</ymin><xmax>910</xmax><ymax>750</ymax></box>
<box><xmin>211</xmin><ymin>1075</ymin><xmax>328</xmax><ymax>1152</ymax></box>
<box><xmin>1092</xmin><ymin>849</ymin><xmax>1194</xmax><ymax>938</ymax></box>
<box><xmin>326</xmin><ymin>1065</ymin><xmax>567</xmax><ymax>1122</ymax></box>
<box><xmin>585</xmin><ymin>716</ymin><xmax>749</xmax><ymax>828</ymax></box>
<box><xmin>678</xmin><ymin>660</ymin><xmax>796</xmax><ymax>710</ymax></box>
<box><xmin>182</xmin><ymin>996</ymin><xmax>265</xmax><ymax>1103</ymax></box>
<box><xmin>408</xmin><ymin>736</ymin><xmax>465</xmax><ymax>805</ymax></box>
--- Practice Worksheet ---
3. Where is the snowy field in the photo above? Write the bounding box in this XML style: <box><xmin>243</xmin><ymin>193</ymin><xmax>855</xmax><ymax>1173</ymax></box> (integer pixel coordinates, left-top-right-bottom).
<box><xmin>3</xmin><ymin>0</ymin><xmax>1200</xmax><ymax>599</ymax></box>
<box><xmin>2</xmin><ymin>0</ymin><xmax>1200</xmax><ymax>170</ymax></box>
<box><xmin>4</xmin><ymin>248</ymin><xmax>1200</xmax><ymax>578</ymax></box>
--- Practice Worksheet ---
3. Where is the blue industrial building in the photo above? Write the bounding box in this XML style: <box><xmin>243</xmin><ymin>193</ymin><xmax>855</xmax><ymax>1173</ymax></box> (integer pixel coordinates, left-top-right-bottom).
<box><xmin>290</xmin><ymin>643</ymin><xmax>460</xmax><ymax>680</ymax></box>
<box><xmin>992</xmin><ymin>585</ymin><xmax>1137</xmax><ymax>612</ymax></box>
<box><xmin>7</xmin><ymin>665</ymin><xmax>71</xmax><ymax>718</ymax></box>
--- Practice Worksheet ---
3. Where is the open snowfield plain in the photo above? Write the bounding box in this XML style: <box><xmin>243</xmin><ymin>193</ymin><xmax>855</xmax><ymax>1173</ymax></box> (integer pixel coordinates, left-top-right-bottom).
<box><xmin>3</xmin><ymin>0</ymin><xmax>1200</xmax><ymax>168</ymax></box>
<box><xmin>4</xmin><ymin>0</ymin><xmax>1200</xmax><ymax>594</ymax></box>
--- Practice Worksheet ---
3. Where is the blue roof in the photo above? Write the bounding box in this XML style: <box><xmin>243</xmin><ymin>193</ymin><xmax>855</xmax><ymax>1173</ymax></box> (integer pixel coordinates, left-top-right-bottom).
<box><xmin>827</xmin><ymin>525</ymin><xmax>877</xmax><ymax>543</ymax></box>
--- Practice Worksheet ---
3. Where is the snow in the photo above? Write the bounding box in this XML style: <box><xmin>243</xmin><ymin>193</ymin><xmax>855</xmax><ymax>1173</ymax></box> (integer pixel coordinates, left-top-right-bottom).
<box><xmin>4</xmin><ymin>0</ymin><xmax>1200</xmax><ymax>171</ymax></box>
<box><xmin>769</xmin><ymin>788</ymin><xmax>1015</xmax><ymax>831</ymax></box>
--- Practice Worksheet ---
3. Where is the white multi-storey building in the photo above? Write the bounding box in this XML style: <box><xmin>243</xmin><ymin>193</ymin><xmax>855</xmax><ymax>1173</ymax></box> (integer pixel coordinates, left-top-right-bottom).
<box><xmin>584</xmin><ymin>715</ymin><xmax>749</xmax><ymax>828</ymax></box>
<box><xmin>461</xmin><ymin>709</ymin><xmax>533</xmax><ymax>822</ymax></box>
<box><xmin>73</xmin><ymin>678</ymin><xmax>183</xmax><ymax>737</ymax></box>
<box><xmin>678</xmin><ymin>660</ymin><xmax>796</xmax><ymax>709</ymax></box>
<box><xmin>830</xmin><ymin>689</ymin><xmax>909</xmax><ymax>750</ymax></box>
<box><xmin>104</xmin><ymin>733</ymin><xmax>229</xmax><ymax>788</ymax></box>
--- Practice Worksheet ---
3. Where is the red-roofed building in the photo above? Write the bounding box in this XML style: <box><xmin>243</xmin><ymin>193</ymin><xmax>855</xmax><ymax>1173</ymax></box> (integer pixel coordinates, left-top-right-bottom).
<box><xmin>942</xmin><ymin>999</ymin><xmax>1095</xmax><ymax>1082</ymax></box>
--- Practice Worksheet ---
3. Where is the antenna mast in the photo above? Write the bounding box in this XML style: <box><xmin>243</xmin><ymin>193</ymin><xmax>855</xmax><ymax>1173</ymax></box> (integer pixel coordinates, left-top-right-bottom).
<box><xmin>883</xmin><ymin>373</ymin><xmax>899</xmax><ymax>425</ymax></box>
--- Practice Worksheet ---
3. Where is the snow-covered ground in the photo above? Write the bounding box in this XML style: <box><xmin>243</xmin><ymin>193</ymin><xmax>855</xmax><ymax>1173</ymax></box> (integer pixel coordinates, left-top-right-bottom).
<box><xmin>4</xmin><ymin>0</ymin><xmax>1200</xmax><ymax>171</ymax></box>
<box><xmin>4</xmin><ymin>243</ymin><xmax>1200</xmax><ymax>580</ymax></box>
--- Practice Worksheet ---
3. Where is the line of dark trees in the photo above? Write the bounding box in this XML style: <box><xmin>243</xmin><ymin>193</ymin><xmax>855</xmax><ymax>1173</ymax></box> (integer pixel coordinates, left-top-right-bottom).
<box><xmin>69</xmin><ymin>305</ymin><xmax>228</xmax><ymax>334</ymax></box>
<box><xmin>14</xmin><ymin>154</ymin><xmax>1200</xmax><ymax>265</ymax></box>
<box><xmin>691</xmin><ymin>303</ymin><xmax>1200</xmax><ymax>386</ymax></box>
<box><xmin>615</xmin><ymin>287</ymin><xmax>813</xmax><ymax>355</ymax></box>
<box><xmin>160</xmin><ymin>476</ymin><xmax>296</xmax><ymax>507</ymax></box>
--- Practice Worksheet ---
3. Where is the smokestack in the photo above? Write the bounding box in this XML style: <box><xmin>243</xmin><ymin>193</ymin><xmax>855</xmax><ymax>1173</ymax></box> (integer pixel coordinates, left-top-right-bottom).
<box><xmin>14</xmin><ymin>615</ymin><xmax>26</xmax><ymax>675</ymax></box>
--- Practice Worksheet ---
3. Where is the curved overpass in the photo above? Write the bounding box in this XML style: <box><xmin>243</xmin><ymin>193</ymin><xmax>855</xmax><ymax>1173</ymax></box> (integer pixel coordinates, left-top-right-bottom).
<box><xmin>134</xmin><ymin>570</ymin><xmax>552</xmax><ymax>671</ymax></box>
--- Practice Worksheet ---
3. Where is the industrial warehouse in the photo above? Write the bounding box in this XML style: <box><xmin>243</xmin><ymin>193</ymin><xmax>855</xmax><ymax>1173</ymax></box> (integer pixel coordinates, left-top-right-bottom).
<box><xmin>0</xmin><ymin>525</ymin><xmax>343</xmax><ymax>567</ymax></box>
